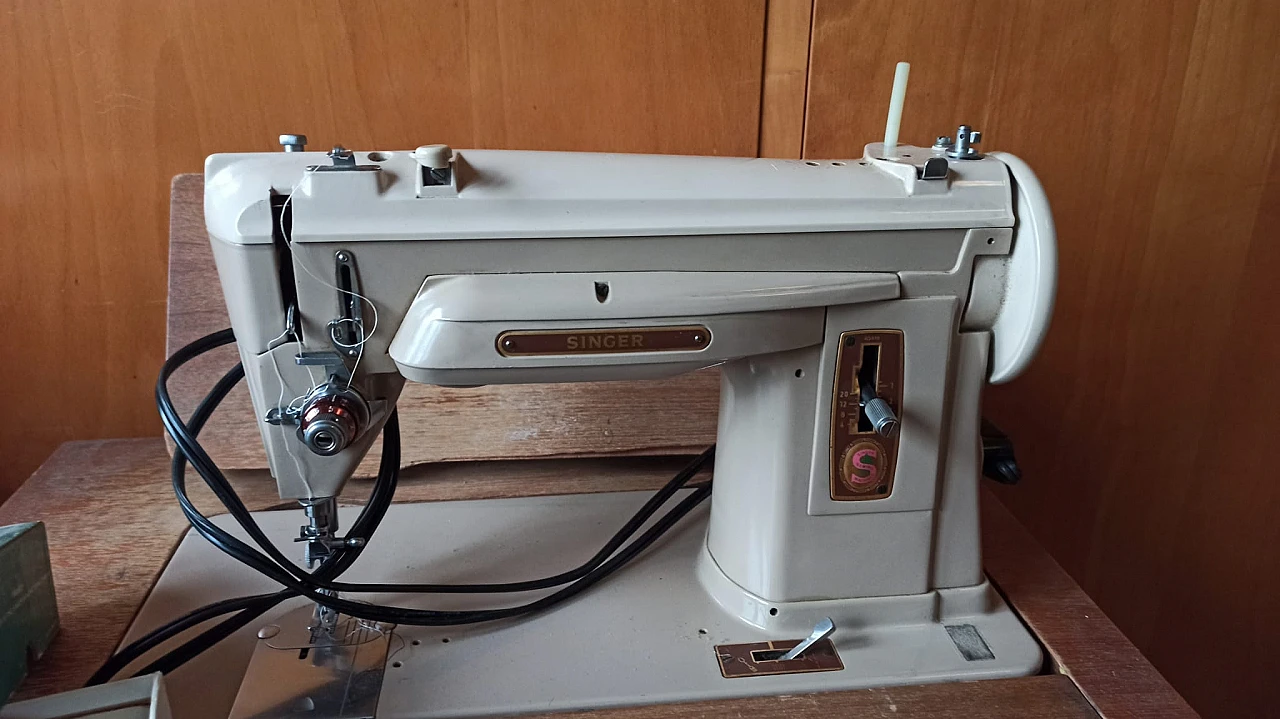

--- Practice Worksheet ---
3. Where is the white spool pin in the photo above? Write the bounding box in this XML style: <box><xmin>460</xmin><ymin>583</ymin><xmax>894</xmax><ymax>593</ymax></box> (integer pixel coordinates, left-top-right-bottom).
<box><xmin>882</xmin><ymin>62</ymin><xmax>911</xmax><ymax>157</ymax></box>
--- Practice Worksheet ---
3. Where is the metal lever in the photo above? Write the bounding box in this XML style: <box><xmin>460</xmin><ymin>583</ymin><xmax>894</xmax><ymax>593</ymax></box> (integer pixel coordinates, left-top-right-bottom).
<box><xmin>862</xmin><ymin>397</ymin><xmax>899</xmax><ymax>437</ymax></box>
<box><xmin>779</xmin><ymin>617</ymin><xmax>836</xmax><ymax>661</ymax></box>
<box><xmin>859</xmin><ymin>381</ymin><xmax>900</xmax><ymax>438</ymax></box>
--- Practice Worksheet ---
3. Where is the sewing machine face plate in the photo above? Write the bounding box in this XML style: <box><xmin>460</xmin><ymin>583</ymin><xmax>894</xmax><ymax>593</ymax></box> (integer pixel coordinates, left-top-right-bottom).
<box><xmin>830</xmin><ymin>330</ymin><xmax>904</xmax><ymax>500</ymax></box>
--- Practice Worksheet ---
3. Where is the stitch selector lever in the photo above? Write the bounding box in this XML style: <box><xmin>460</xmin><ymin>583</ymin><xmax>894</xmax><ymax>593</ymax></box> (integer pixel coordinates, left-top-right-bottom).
<box><xmin>858</xmin><ymin>357</ymin><xmax>900</xmax><ymax>440</ymax></box>
<box><xmin>860</xmin><ymin>383</ymin><xmax>899</xmax><ymax>438</ymax></box>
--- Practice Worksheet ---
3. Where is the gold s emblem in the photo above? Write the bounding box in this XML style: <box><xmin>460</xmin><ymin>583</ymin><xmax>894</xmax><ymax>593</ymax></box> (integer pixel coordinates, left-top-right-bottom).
<box><xmin>840</xmin><ymin>439</ymin><xmax>886</xmax><ymax>494</ymax></box>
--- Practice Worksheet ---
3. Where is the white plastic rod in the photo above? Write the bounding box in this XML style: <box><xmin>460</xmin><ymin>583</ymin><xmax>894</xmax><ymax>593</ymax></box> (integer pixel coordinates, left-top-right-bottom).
<box><xmin>882</xmin><ymin>62</ymin><xmax>911</xmax><ymax>156</ymax></box>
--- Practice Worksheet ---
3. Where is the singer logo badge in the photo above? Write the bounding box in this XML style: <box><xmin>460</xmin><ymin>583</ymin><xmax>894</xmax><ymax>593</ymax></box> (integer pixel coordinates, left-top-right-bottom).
<box><xmin>840</xmin><ymin>439</ymin><xmax>885</xmax><ymax>494</ymax></box>
<box><xmin>496</xmin><ymin>326</ymin><xmax>710</xmax><ymax>357</ymax></box>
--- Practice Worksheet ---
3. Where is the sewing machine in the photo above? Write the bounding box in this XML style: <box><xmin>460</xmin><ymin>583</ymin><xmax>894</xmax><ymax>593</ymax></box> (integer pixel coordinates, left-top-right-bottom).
<box><xmin>141</xmin><ymin>113</ymin><xmax>1055</xmax><ymax>719</ymax></box>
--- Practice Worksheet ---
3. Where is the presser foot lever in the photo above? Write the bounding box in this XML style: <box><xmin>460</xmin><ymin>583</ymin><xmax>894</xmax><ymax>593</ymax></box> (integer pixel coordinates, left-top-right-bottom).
<box><xmin>779</xmin><ymin>617</ymin><xmax>836</xmax><ymax>661</ymax></box>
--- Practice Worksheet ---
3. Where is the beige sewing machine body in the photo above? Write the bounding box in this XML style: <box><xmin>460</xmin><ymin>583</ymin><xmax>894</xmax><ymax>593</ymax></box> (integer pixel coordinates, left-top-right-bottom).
<box><xmin>135</xmin><ymin>124</ymin><xmax>1055</xmax><ymax>719</ymax></box>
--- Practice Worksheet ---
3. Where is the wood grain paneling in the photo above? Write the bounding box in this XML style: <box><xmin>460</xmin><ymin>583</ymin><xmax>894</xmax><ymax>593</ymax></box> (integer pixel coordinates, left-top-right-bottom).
<box><xmin>0</xmin><ymin>0</ymin><xmax>768</xmax><ymax>499</ymax></box>
<box><xmin>759</xmin><ymin>0</ymin><xmax>813</xmax><ymax>158</ymax></box>
<box><xmin>521</xmin><ymin>677</ymin><xmax>1101</xmax><ymax>719</ymax></box>
<box><xmin>7</xmin><ymin>1</ymin><xmax>1267</xmax><ymax>715</ymax></box>
<box><xmin>804</xmin><ymin>1</ymin><xmax>1280</xmax><ymax>717</ymax></box>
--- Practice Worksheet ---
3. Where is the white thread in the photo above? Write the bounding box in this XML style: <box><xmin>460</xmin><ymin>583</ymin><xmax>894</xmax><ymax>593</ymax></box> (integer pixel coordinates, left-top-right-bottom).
<box><xmin>266</xmin><ymin>312</ymin><xmax>321</xmax><ymax>389</ymax></box>
<box><xmin>265</xmin><ymin>324</ymin><xmax>291</xmax><ymax>351</ymax></box>
<box><xmin>328</xmin><ymin>318</ymin><xmax>366</xmax><ymax>348</ymax></box>
<box><xmin>267</xmin><ymin>333</ymin><xmax>315</xmax><ymax>497</ymax></box>
<box><xmin>303</xmin><ymin>363</ymin><xmax>323</xmax><ymax>389</ymax></box>
<box><xmin>384</xmin><ymin>631</ymin><xmax>408</xmax><ymax>662</ymax></box>
<box><xmin>279</xmin><ymin>168</ymin><xmax>380</xmax><ymax>390</ymax></box>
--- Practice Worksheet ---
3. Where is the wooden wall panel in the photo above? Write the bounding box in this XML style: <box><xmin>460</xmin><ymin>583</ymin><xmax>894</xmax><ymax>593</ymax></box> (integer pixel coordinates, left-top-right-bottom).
<box><xmin>0</xmin><ymin>0</ymin><xmax>769</xmax><ymax>499</ymax></box>
<box><xmin>8</xmin><ymin>1</ymin><xmax>1271</xmax><ymax>716</ymax></box>
<box><xmin>804</xmin><ymin>1</ymin><xmax>1280</xmax><ymax>717</ymax></box>
<box><xmin>758</xmin><ymin>0</ymin><xmax>813</xmax><ymax>158</ymax></box>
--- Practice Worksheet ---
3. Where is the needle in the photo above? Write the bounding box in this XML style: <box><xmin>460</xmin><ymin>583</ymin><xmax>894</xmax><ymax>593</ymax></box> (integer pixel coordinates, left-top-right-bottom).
<box><xmin>779</xmin><ymin>617</ymin><xmax>836</xmax><ymax>661</ymax></box>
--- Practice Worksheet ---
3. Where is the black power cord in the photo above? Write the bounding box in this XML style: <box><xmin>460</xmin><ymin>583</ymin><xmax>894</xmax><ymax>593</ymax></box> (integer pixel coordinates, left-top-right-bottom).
<box><xmin>90</xmin><ymin>328</ymin><xmax>713</xmax><ymax>681</ymax></box>
<box><xmin>158</xmin><ymin>330</ymin><xmax>716</xmax><ymax>605</ymax></box>
<box><xmin>113</xmin><ymin>405</ymin><xmax>404</xmax><ymax>680</ymax></box>
<box><xmin>87</xmin><ymin>357</ymin><xmax>396</xmax><ymax>685</ymax></box>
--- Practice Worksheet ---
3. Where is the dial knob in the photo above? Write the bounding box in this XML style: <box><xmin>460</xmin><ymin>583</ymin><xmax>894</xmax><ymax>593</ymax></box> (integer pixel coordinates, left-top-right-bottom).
<box><xmin>296</xmin><ymin>384</ymin><xmax>369</xmax><ymax>456</ymax></box>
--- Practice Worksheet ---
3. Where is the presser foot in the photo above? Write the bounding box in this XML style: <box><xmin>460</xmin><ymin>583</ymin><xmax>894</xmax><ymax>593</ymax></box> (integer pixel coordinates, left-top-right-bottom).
<box><xmin>227</xmin><ymin>605</ymin><xmax>396</xmax><ymax>719</ymax></box>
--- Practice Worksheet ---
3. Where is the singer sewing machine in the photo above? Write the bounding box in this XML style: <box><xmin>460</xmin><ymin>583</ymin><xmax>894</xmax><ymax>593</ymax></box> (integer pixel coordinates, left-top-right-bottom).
<box><xmin>141</xmin><ymin>120</ymin><xmax>1055</xmax><ymax>719</ymax></box>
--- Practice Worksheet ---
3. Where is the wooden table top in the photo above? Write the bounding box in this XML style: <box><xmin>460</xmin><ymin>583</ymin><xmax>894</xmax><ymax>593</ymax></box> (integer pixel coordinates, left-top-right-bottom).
<box><xmin>0</xmin><ymin>439</ymin><xmax>1195</xmax><ymax>718</ymax></box>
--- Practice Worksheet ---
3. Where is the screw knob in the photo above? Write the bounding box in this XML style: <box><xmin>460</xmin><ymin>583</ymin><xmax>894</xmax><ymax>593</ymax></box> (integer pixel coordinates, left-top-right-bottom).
<box><xmin>859</xmin><ymin>378</ymin><xmax>900</xmax><ymax>438</ymax></box>
<box><xmin>296</xmin><ymin>385</ymin><xmax>368</xmax><ymax>456</ymax></box>
<box><xmin>948</xmin><ymin>125</ymin><xmax>983</xmax><ymax>160</ymax></box>
<box><xmin>413</xmin><ymin>144</ymin><xmax>453</xmax><ymax>169</ymax></box>
<box><xmin>279</xmin><ymin>134</ymin><xmax>308</xmax><ymax>152</ymax></box>
<box><xmin>862</xmin><ymin>397</ymin><xmax>900</xmax><ymax>438</ymax></box>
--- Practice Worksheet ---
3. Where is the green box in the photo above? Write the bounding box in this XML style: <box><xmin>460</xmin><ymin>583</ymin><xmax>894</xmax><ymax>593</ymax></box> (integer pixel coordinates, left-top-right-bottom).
<box><xmin>1</xmin><ymin>522</ymin><xmax>59</xmax><ymax>705</ymax></box>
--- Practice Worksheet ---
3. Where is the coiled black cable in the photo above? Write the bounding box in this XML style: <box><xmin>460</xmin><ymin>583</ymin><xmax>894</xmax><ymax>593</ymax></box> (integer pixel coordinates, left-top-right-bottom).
<box><xmin>89</xmin><ymin>327</ymin><xmax>713</xmax><ymax>680</ymax></box>
<box><xmin>88</xmin><ymin>357</ymin><xmax>396</xmax><ymax>685</ymax></box>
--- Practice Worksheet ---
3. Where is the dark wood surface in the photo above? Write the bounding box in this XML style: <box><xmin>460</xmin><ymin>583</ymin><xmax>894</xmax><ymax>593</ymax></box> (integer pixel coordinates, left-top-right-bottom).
<box><xmin>520</xmin><ymin>674</ymin><xmax>1096</xmax><ymax>719</ymax></box>
<box><xmin>1</xmin><ymin>439</ymin><xmax>1196</xmax><ymax>717</ymax></box>
<box><xmin>802</xmin><ymin>3</ymin><xmax>1280</xmax><ymax>716</ymax></box>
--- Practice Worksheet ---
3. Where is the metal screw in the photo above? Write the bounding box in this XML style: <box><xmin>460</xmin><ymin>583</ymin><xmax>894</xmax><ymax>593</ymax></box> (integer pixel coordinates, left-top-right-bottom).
<box><xmin>949</xmin><ymin>125</ymin><xmax>983</xmax><ymax>160</ymax></box>
<box><xmin>692</xmin><ymin>333</ymin><xmax>705</xmax><ymax>344</ymax></box>
<box><xmin>501</xmin><ymin>338</ymin><xmax>517</xmax><ymax>351</ymax></box>
<box><xmin>336</xmin><ymin>251</ymin><xmax>350</xmax><ymax>262</ymax></box>
<box><xmin>329</xmin><ymin>145</ymin><xmax>351</xmax><ymax>158</ymax></box>
<box><xmin>279</xmin><ymin>134</ymin><xmax>307</xmax><ymax>152</ymax></box>
<box><xmin>933</xmin><ymin>135</ymin><xmax>953</xmax><ymax>149</ymax></box>
<box><xmin>345</xmin><ymin>537</ymin><xmax>366</xmax><ymax>548</ymax></box>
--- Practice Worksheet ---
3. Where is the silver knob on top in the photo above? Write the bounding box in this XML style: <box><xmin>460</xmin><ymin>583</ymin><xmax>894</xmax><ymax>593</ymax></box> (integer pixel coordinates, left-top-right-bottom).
<box><xmin>279</xmin><ymin>134</ymin><xmax>308</xmax><ymax>152</ymax></box>
<box><xmin>947</xmin><ymin>125</ymin><xmax>982</xmax><ymax>160</ymax></box>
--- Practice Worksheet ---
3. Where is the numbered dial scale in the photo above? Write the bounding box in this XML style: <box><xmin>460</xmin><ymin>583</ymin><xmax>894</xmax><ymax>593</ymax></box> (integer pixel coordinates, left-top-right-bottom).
<box><xmin>829</xmin><ymin>330</ymin><xmax>904</xmax><ymax>501</ymax></box>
